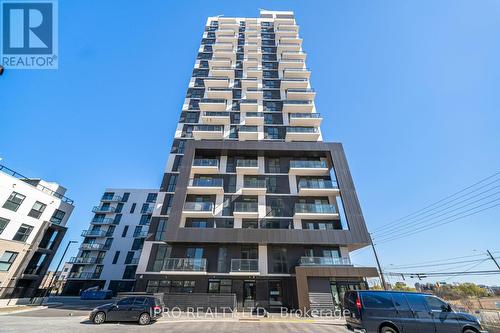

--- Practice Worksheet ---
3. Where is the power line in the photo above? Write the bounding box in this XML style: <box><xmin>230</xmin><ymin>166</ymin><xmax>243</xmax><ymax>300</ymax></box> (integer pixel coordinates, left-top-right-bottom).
<box><xmin>385</xmin><ymin>258</ymin><xmax>493</xmax><ymax>270</ymax></box>
<box><xmin>371</xmin><ymin>171</ymin><xmax>500</xmax><ymax>233</ymax></box>
<box><xmin>374</xmin><ymin>190</ymin><xmax>500</xmax><ymax>239</ymax></box>
<box><xmin>383</xmin><ymin>251</ymin><xmax>499</xmax><ymax>269</ymax></box>
<box><xmin>374</xmin><ymin>200</ymin><xmax>500</xmax><ymax>244</ymax></box>
<box><xmin>384</xmin><ymin>270</ymin><xmax>500</xmax><ymax>277</ymax></box>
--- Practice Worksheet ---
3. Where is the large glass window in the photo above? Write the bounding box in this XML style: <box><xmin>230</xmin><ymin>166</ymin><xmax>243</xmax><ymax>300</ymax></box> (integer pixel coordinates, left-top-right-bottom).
<box><xmin>152</xmin><ymin>245</ymin><xmax>171</xmax><ymax>271</ymax></box>
<box><xmin>2</xmin><ymin>192</ymin><xmax>25</xmax><ymax>212</ymax></box>
<box><xmin>155</xmin><ymin>218</ymin><xmax>167</xmax><ymax>241</ymax></box>
<box><xmin>49</xmin><ymin>209</ymin><xmax>65</xmax><ymax>224</ymax></box>
<box><xmin>0</xmin><ymin>251</ymin><xmax>18</xmax><ymax>271</ymax></box>
<box><xmin>271</xmin><ymin>248</ymin><xmax>288</xmax><ymax>273</ymax></box>
<box><xmin>13</xmin><ymin>224</ymin><xmax>33</xmax><ymax>242</ymax></box>
<box><xmin>0</xmin><ymin>217</ymin><xmax>10</xmax><ymax>234</ymax></box>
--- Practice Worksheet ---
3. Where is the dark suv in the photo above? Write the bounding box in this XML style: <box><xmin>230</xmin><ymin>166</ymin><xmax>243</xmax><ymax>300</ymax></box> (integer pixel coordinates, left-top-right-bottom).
<box><xmin>344</xmin><ymin>290</ymin><xmax>487</xmax><ymax>333</ymax></box>
<box><xmin>89</xmin><ymin>296</ymin><xmax>163</xmax><ymax>325</ymax></box>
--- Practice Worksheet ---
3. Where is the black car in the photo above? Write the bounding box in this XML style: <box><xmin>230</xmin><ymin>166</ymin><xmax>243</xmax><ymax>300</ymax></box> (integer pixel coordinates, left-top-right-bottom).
<box><xmin>344</xmin><ymin>290</ymin><xmax>487</xmax><ymax>333</ymax></box>
<box><xmin>89</xmin><ymin>296</ymin><xmax>163</xmax><ymax>325</ymax></box>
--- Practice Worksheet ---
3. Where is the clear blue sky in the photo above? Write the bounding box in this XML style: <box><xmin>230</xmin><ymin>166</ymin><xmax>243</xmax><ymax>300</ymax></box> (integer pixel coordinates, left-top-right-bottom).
<box><xmin>1</xmin><ymin>1</ymin><xmax>499</xmax><ymax>286</ymax></box>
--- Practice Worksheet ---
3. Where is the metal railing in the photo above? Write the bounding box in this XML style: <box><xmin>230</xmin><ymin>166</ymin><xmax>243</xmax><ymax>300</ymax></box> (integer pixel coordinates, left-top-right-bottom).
<box><xmin>100</xmin><ymin>194</ymin><xmax>122</xmax><ymax>202</ymax></box>
<box><xmin>295</xmin><ymin>203</ymin><xmax>337</xmax><ymax>214</ymax></box>
<box><xmin>193</xmin><ymin>159</ymin><xmax>219</xmax><ymax>167</ymax></box>
<box><xmin>199</xmin><ymin>98</ymin><xmax>227</xmax><ymax>104</ymax></box>
<box><xmin>287</xmin><ymin>127</ymin><xmax>319</xmax><ymax>133</ymax></box>
<box><xmin>81</xmin><ymin>230</ymin><xmax>107</xmax><ymax>237</ymax></box>
<box><xmin>193</xmin><ymin>125</ymin><xmax>224</xmax><ymax>132</ymax></box>
<box><xmin>243</xmin><ymin>179</ymin><xmax>266</xmax><ymax>188</ymax></box>
<box><xmin>79</xmin><ymin>243</ymin><xmax>107</xmax><ymax>251</ymax></box>
<box><xmin>183</xmin><ymin>202</ymin><xmax>214</xmax><ymax>212</ymax></box>
<box><xmin>204</xmin><ymin>77</ymin><xmax>229</xmax><ymax>81</ymax></box>
<box><xmin>91</xmin><ymin>217</ymin><xmax>116</xmax><ymax>225</ymax></box>
<box><xmin>290</xmin><ymin>160</ymin><xmax>327</xmax><ymax>168</ymax></box>
<box><xmin>162</xmin><ymin>258</ymin><xmax>207</xmax><ymax>272</ymax></box>
<box><xmin>236</xmin><ymin>159</ymin><xmax>258</xmax><ymax>167</ymax></box>
<box><xmin>68</xmin><ymin>272</ymin><xmax>101</xmax><ymax>279</ymax></box>
<box><xmin>234</xmin><ymin>202</ymin><xmax>258</xmax><ymax>212</ymax></box>
<box><xmin>230</xmin><ymin>259</ymin><xmax>259</xmax><ymax>272</ymax></box>
<box><xmin>189</xmin><ymin>178</ymin><xmax>224</xmax><ymax>187</ymax></box>
<box><xmin>298</xmin><ymin>179</ymin><xmax>338</xmax><ymax>189</ymax></box>
<box><xmin>0</xmin><ymin>164</ymin><xmax>74</xmax><ymax>204</ymax></box>
<box><xmin>92</xmin><ymin>206</ymin><xmax>116</xmax><ymax>213</ymax></box>
<box><xmin>68</xmin><ymin>257</ymin><xmax>102</xmax><ymax>264</ymax></box>
<box><xmin>299</xmin><ymin>257</ymin><xmax>352</xmax><ymax>266</ymax></box>
<box><xmin>203</xmin><ymin>111</ymin><xmax>230</xmax><ymax>117</ymax></box>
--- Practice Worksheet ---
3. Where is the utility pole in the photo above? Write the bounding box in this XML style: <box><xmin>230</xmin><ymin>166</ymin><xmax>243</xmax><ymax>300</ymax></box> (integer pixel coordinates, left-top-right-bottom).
<box><xmin>44</xmin><ymin>240</ymin><xmax>77</xmax><ymax>301</ymax></box>
<box><xmin>370</xmin><ymin>234</ymin><xmax>388</xmax><ymax>290</ymax></box>
<box><xmin>486</xmin><ymin>250</ymin><xmax>500</xmax><ymax>270</ymax></box>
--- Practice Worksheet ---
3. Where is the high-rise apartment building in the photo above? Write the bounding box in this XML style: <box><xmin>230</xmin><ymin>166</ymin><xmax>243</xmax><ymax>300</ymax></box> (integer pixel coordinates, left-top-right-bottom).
<box><xmin>0</xmin><ymin>164</ymin><xmax>74</xmax><ymax>304</ymax></box>
<box><xmin>136</xmin><ymin>10</ymin><xmax>378</xmax><ymax>312</ymax></box>
<box><xmin>63</xmin><ymin>189</ymin><xmax>157</xmax><ymax>295</ymax></box>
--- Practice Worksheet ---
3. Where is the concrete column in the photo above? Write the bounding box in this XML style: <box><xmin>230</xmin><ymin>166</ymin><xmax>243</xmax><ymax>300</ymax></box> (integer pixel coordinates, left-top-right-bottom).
<box><xmin>258</xmin><ymin>245</ymin><xmax>268</xmax><ymax>275</ymax></box>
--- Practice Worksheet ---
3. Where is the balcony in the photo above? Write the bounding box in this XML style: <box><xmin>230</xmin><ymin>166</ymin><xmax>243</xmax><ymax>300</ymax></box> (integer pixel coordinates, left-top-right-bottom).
<box><xmin>275</xmin><ymin>23</ymin><xmax>298</xmax><ymax>32</ymax></box>
<box><xmin>241</xmin><ymin>178</ymin><xmax>267</xmax><ymax>195</ymax></box>
<box><xmin>245</xmin><ymin>87</ymin><xmax>263</xmax><ymax>100</ymax></box>
<box><xmin>192</xmin><ymin>125</ymin><xmax>224</xmax><ymax>140</ymax></box>
<box><xmin>161</xmin><ymin>258</ymin><xmax>207</xmax><ymax>273</ymax></box>
<box><xmin>286</xmin><ymin>88</ymin><xmax>316</xmax><ymax>101</ymax></box>
<box><xmin>236</xmin><ymin>159</ymin><xmax>259</xmax><ymax>174</ymax></box>
<box><xmin>274</xmin><ymin>18</ymin><xmax>296</xmax><ymax>27</ymax></box>
<box><xmin>294</xmin><ymin>203</ymin><xmax>339</xmax><ymax>219</ymax></box>
<box><xmin>100</xmin><ymin>194</ymin><xmax>122</xmax><ymax>202</ymax></box>
<box><xmin>281</xmin><ymin>51</ymin><xmax>306</xmax><ymax>61</ymax></box>
<box><xmin>204</xmin><ymin>77</ymin><xmax>230</xmax><ymax>88</ymax></box>
<box><xmin>208</xmin><ymin>58</ymin><xmax>232</xmax><ymax>69</ymax></box>
<box><xmin>246</xmin><ymin>67</ymin><xmax>262</xmax><ymax>79</ymax></box>
<box><xmin>243</xmin><ymin>43</ymin><xmax>260</xmax><ymax>53</ymax></box>
<box><xmin>199</xmin><ymin>98</ymin><xmax>227</xmax><ymax>111</ymax></box>
<box><xmin>246</xmin><ymin>35</ymin><xmax>261</xmax><ymax>44</ymax></box>
<box><xmin>68</xmin><ymin>257</ymin><xmax>101</xmax><ymax>265</ymax></box>
<box><xmin>210</xmin><ymin>67</ymin><xmax>234</xmax><ymax>79</ymax></box>
<box><xmin>230</xmin><ymin>259</ymin><xmax>259</xmax><ymax>274</ymax></box>
<box><xmin>81</xmin><ymin>229</ymin><xmax>107</xmax><ymax>238</ymax></box>
<box><xmin>217</xmin><ymin>35</ymin><xmax>237</xmax><ymax>46</ymax></box>
<box><xmin>246</xmin><ymin>50</ymin><xmax>262</xmax><ymax>61</ymax></box>
<box><xmin>275</xmin><ymin>27</ymin><xmax>299</xmax><ymax>38</ymax></box>
<box><xmin>289</xmin><ymin>113</ymin><xmax>322</xmax><ymax>127</ymax></box>
<box><xmin>240</xmin><ymin>99</ymin><xmax>259</xmax><ymax>111</ymax></box>
<box><xmin>215</xmin><ymin>29</ymin><xmax>236</xmax><ymax>37</ymax></box>
<box><xmin>281</xmin><ymin>78</ymin><xmax>309</xmax><ymax>89</ymax></box>
<box><xmin>218</xmin><ymin>17</ymin><xmax>237</xmax><ymax>24</ymax></box>
<box><xmin>206</xmin><ymin>87</ymin><xmax>232</xmax><ymax>99</ymax></box>
<box><xmin>233</xmin><ymin>202</ymin><xmax>259</xmax><ymax>218</ymax></box>
<box><xmin>192</xmin><ymin>158</ymin><xmax>219</xmax><ymax>174</ymax></box>
<box><xmin>279</xmin><ymin>59</ymin><xmax>305</xmax><ymax>71</ymax></box>
<box><xmin>133</xmin><ymin>230</ymin><xmax>148</xmax><ymax>238</ymax></box>
<box><xmin>92</xmin><ymin>205</ymin><xmax>116</xmax><ymax>214</ymax></box>
<box><xmin>79</xmin><ymin>243</ymin><xmax>107</xmax><ymax>251</ymax></box>
<box><xmin>280</xmin><ymin>37</ymin><xmax>303</xmax><ymax>46</ymax></box>
<box><xmin>187</xmin><ymin>178</ymin><xmax>224</xmax><ymax>194</ymax></box>
<box><xmin>285</xmin><ymin>126</ymin><xmax>320</xmax><ymax>142</ymax></box>
<box><xmin>212</xmin><ymin>49</ymin><xmax>236</xmax><ymax>61</ymax></box>
<box><xmin>201</xmin><ymin>111</ymin><xmax>230</xmax><ymax>126</ymax></box>
<box><xmin>289</xmin><ymin>160</ymin><xmax>329</xmax><ymax>176</ymax></box>
<box><xmin>238</xmin><ymin>125</ymin><xmax>259</xmax><ymax>141</ymax></box>
<box><xmin>243</xmin><ymin>58</ymin><xmax>259</xmax><ymax>70</ymax></box>
<box><xmin>244</xmin><ymin>112</ymin><xmax>264</xmax><ymax>126</ymax></box>
<box><xmin>277</xmin><ymin>43</ymin><xmax>301</xmax><ymax>53</ymax></box>
<box><xmin>68</xmin><ymin>272</ymin><xmax>101</xmax><ymax>279</ymax></box>
<box><xmin>183</xmin><ymin>201</ymin><xmax>214</xmax><ymax>218</ymax></box>
<box><xmin>298</xmin><ymin>179</ymin><xmax>339</xmax><ymax>196</ymax></box>
<box><xmin>219</xmin><ymin>22</ymin><xmax>239</xmax><ymax>32</ymax></box>
<box><xmin>283</xmin><ymin>100</ymin><xmax>314</xmax><ymax>113</ymax></box>
<box><xmin>299</xmin><ymin>257</ymin><xmax>352</xmax><ymax>266</ymax></box>
<box><xmin>284</xmin><ymin>68</ymin><xmax>311</xmax><ymax>79</ymax></box>
<box><xmin>212</xmin><ymin>42</ymin><xmax>234</xmax><ymax>52</ymax></box>
<box><xmin>241</xmin><ymin>78</ymin><xmax>259</xmax><ymax>89</ymax></box>
<box><xmin>91</xmin><ymin>217</ymin><xmax>117</xmax><ymax>225</ymax></box>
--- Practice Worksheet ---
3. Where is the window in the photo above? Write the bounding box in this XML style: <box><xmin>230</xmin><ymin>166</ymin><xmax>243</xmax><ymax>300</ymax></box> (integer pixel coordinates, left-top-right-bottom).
<box><xmin>217</xmin><ymin>247</ymin><xmax>229</xmax><ymax>272</ymax></box>
<box><xmin>271</xmin><ymin>248</ymin><xmax>288</xmax><ymax>273</ymax></box>
<box><xmin>242</xmin><ymin>219</ymin><xmax>258</xmax><ymax>229</ymax></box>
<box><xmin>124</xmin><ymin>251</ymin><xmax>135</xmax><ymax>264</ymax></box>
<box><xmin>141</xmin><ymin>203</ymin><xmax>150</xmax><ymax>214</ymax></box>
<box><xmin>133</xmin><ymin>226</ymin><xmax>142</xmax><ymax>237</ymax></box>
<box><xmin>0</xmin><ymin>217</ymin><xmax>10</xmax><ymax>234</ymax></box>
<box><xmin>269</xmin><ymin>281</ymin><xmax>283</xmax><ymax>306</ymax></box>
<box><xmin>2</xmin><ymin>192</ymin><xmax>26</xmax><ymax>212</ymax></box>
<box><xmin>425</xmin><ymin>296</ymin><xmax>448</xmax><ymax>311</ymax></box>
<box><xmin>266</xmin><ymin>158</ymin><xmax>281</xmax><ymax>173</ymax></box>
<box><xmin>139</xmin><ymin>214</ymin><xmax>151</xmax><ymax>225</ymax></box>
<box><xmin>155</xmin><ymin>218</ymin><xmax>167</xmax><ymax>241</ymax></box>
<box><xmin>49</xmin><ymin>209</ymin><xmax>65</xmax><ymax>224</ymax></box>
<box><xmin>13</xmin><ymin>224</ymin><xmax>33</xmax><ymax>242</ymax></box>
<box><xmin>130</xmin><ymin>203</ymin><xmax>136</xmax><ymax>214</ymax></box>
<box><xmin>170</xmin><ymin>280</ymin><xmax>195</xmax><ymax>293</ymax></box>
<box><xmin>265</xmin><ymin>127</ymin><xmax>279</xmax><ymax>139</ymax></box>
<box><xmin>362</xmin><ymin>292</ymin><xmax>395</xmax><ymax>309</ymax></box>
<box><xmin>0</xmin><ymin>251</ymin><xmax>18</xmax><ymax>271</ymax></box>
<box><xmin>405</xmin><ymin>293</ymin><xmax>428</xmax><ymax>311</ymax></box>
<box><xmin>131</xmin><ymin>238</ymin><xmax>144</xmax><ymax>250</ymax></box>
<box><xmin>186</xmin><ymin>248</ymin><xmax>204</xmax><ymax>259</ymax></box>
<box><xmin>117</xmin><ymin>297</ymin><xmax>134</xmax><ymax>306</ymax></box>
<box><xmin>134</xmin><ymin>297</ymin><xmax>147</xmax><ymax>305</ymax></box>
<box><xmin>391</xmin><ymin>293</ymin><xmax>411</xmax><ymax>311</ymax></box>
<box><xmin>115</xmin><ymin>203</ymin><xmax>124</xmax><ymax>213</ymax></box>
<box><xmin>208</xmin><ymin>279</ymin><xmax>232</xmax><ymax>293</ymax></box>
<box><xmin>121</xmin><ymin>192</ymin><xmax>130</xmax><ymax>202</ymax></box>
<box><xmin>102</xmin><ymin>192</ymin><xmax>115</xmax><ymax>200</ymax></box>
<box><xmin>122</xmin><ymin>265</ymin><xmax>137</xmax><ymax>279</ymax></box>
<box><xmin>112</xmin><ymin>251</ymin><xmax>120</xmax><ymax>264</ymax></box>
<box><xmin>152</xmin><ymin>245</ymin><xmax>171</xmax><ymax>271</ymax></box>
<box><xmin>121</xmin><ymin>225</ymin><xmax>129</xmax><ymax>237</ymax></box>
<box><xmin>147</xmin><ymin>193</ymin><xmax>158</xmax><ymax>203</ymax></box>
<box><xmin>114</xmin><ymin>214</ymin><xmax>122</xmax><ymax>224</ymax></box>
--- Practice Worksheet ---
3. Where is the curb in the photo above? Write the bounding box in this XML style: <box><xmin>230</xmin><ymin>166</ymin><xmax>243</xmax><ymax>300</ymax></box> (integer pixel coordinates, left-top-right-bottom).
<box><xmin>0</xmin><ymin>306</ymin><xmax>47</xmax><ymax>316</ymax></box>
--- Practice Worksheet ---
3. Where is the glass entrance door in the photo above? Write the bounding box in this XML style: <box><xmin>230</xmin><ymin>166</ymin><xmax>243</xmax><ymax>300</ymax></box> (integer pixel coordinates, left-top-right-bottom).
<box><xmin>243</xmin><ymin>281</ymin><xmax>256</xmax><ymax>309</ymax></box>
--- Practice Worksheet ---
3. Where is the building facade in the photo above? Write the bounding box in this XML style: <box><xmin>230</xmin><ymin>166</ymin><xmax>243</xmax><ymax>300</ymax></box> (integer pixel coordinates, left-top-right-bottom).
<box><xmin>0</xmin><ymin>164</ymin><xmax>74</xmax><ymax>302</ymax></box>
<box><xmin>135</xmin><ymin>10</ymin><xmax>378</xmax><ymax>311</ymax></box>
<box><xmin>63</xmin><ymin>189</ymin><xmax>157</xmax><ymax>295</ymax></box>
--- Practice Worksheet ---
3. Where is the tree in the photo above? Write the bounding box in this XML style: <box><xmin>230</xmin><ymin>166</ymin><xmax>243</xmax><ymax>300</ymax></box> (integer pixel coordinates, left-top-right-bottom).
<box><xmin>393</xmin><ymin>282</ymin><xmax>416</xmax><ymax>292</ymax></box>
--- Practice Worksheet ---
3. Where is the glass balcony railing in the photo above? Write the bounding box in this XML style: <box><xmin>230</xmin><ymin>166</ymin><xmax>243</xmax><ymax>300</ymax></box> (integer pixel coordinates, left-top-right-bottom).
<box><xmin>295</xmin><ymin>203</ymin><xmax>337</xmax><ymax>214</ymax></box>
<box><xmin>79</xmin><ymin>243</ymin><xmax>106</xmax><ymax>251</ymax></box>
<box><xmin>91</xmin><ymin>217</ymin><xmax>116</xmax><ymax>225</ymax></box>
<box><xmin>92</xmin><ymin>206</ymin><xmax>116</xmax><ymax>213</ymax></box>
<box><xmin>101</xmin><ymin>194</ymin><xmax>122</xmax><ymax>202</ymax></box>
<box><xmin>204</xmin><ymin>77</ymin><xmax>229</xmax><ymax>81</ymax></box>
<box><xmin>189</xmin><ymin>178</ymin><xmax>224</xmax><ymax>187</ymax></box>
<box><xmin>239</xmin><ymin>125</ymin><xmax>258</xmax><ymax>132</ymax></box>
<box><xmin>199</xmin><ymin>98</ymin><xmax>227</xmax><ymax>104</ymax></box>
<box><xmin>287</xmin><ymin>127</ymin><xmax>319</xmax><ymax>133</ymax></box>
<box><xmin>287</xmin><ymin>88</ymin><xmax>315</xmax><ymax>93</ymax></box>
<box><xmin>299</xmin><ymin>257</ymin><xmax>351</xmax><ymax>266</ymax></box>
<box><xmin>230</xmin><ymin>259</ymin><xmax>259</xmax><ymax>272</ymax></box>
<box><xmin>234</xmin><ymin>202</ymin><xmax>258</xmax><ymax>212</ymax></box>
<box><xmin>284</xmin><ymin>100</ymin><xmax>313</xmax><ymax>105</ymax></box>
<box><xmin>290</xmin><ymin>113</ymin><xmax>322</xmax><ymax>119</ymax></box>
<box><xmin>281</xmin><ymin>78</ymin><xmax>308</xmax><ymax>82</ymax></box>
<box><xmin>245</xmin><ymin>112</ymin><xmax>264</xmax><ymax>117</ymax></box>
<box><xmin>280</xmin><ymin>59</ymin><xmax>304</xmax><ymax>63</ymax></box>
<box><xmin>243</xmin><ymin>179</ymin><xmax>266</xmax><ymax>188</ymax></box>
<box><xmin>236</xmin><ymin>159</ymin><xmax>258</xmax><ymax>168</ymax></box>
<box><xmin>193</xmin><ymin>159</ymin><xmax>219</xmax><ymax>167</ymax></box>
<box><xmin>68</xmin><ymin>272</ymin><xmax>101</xmax><ymax>279</ymax></box>
<box><xmin>240</xmin><ymin>99</ymin><xmax>258</xmax><ymax>104</ymax></box>
<box><xmin>203</xmin><ymin>111</ymin><xmax>230</xmax><ymax>117</ymax></box>
<box><xmin>290</xmin><ymin>160</ymin><xmax>328</xmax><ymax>168</ymax></box>
<box><xmin>193</xmin><ymin>125</ymin><xmax>224</xmax><ymax>132</ymax></box>
<box><xmin>183</xmin><ymin>202</ymin><xmax>214</xmax><ymax>212</ymax></box>
<box><xmin>81</xmin><ymin>230</ymin><xmax>107</xmax><ymax>237</ymax></box>
<box><xmin>298</xmin><ymin>179</ymin><xmax>337</xmax><ymax>190</ymax></box>
<box><xmin>162</xmin><ymin>258</ymin><xmax>207</xmax><ymax>272</ymax></box>
<box><xmin>133</xmin><ymin>230</ymin><xmax>148</xmax><ymax>238</ymax></box>
<box><xmin>68</xmin><ymin>257</ymin><xmax>102</xmax><ymax>264</ymax></box>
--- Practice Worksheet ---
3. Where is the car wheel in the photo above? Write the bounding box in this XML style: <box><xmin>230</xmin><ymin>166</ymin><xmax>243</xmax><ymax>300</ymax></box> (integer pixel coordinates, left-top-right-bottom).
<box><xmin>138</xmin><ymin>312</ymin><xmax>151</xmax><ymax>325</ymax></box>
<box><xmin>381</xmin><ymin>326</ymin><xmax>398</xmax><ymax>333</ymax></box>
<box><xmin>463</xmin><ymin>329</ymin><xmax>478</xmax><ymax>333</ymax></box>
<box><xmin>93</xmin><ymin>312</ymin><xmax>106</xmax><ymax>324</ymax></box>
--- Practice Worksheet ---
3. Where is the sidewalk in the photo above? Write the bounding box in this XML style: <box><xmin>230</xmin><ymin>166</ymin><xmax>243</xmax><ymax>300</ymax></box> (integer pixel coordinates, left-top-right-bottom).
<box><xmin>0</xmin><ymin>304</ymin><xmax>47</xmax><ymax>315</ymax></box>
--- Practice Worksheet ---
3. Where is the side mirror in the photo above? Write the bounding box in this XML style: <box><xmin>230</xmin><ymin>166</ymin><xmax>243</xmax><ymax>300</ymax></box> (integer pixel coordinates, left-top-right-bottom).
<box><xmin>441</xmin><ymin>304</ymin><xmax>451</xmax><ymax>312</ymax></box>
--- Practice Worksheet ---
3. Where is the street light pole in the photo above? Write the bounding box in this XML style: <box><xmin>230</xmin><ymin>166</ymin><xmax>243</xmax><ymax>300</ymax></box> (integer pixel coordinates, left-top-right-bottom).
<box><xmin>370</xmin><ymin>234</ymin><xmax>388</xmax><ymax>290</ymax></box>
<box><xmin>44</xmin><ymin>240</ymin><xmax>77</xmax><ymax>300</ymax></box>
